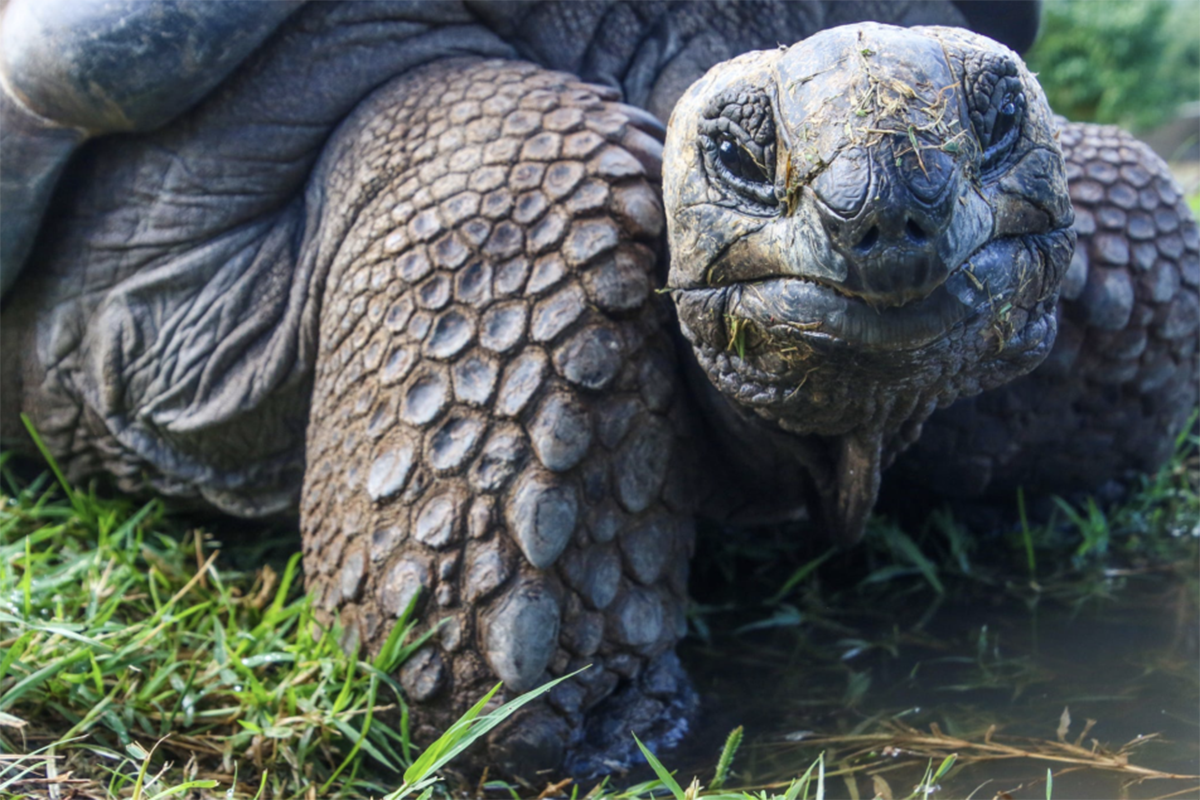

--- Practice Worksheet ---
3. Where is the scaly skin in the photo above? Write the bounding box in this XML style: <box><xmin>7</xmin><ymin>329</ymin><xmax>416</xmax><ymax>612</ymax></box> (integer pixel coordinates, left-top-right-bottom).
<box><xmin>299</xmin><ymin>58</ymin><xmax>696</xmax><ymax>776</ymax></box>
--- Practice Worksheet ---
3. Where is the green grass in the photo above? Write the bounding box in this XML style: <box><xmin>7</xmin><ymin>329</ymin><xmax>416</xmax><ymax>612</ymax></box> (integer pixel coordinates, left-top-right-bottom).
<box><xmin>0</xmin><ymin>458</ymin><xmax>424</xmax><ymax>798</ymax></box>
<box><xmin>0</xmin><ymin>451</ymin><xmax>572</xmax><ymax>799</ymax></box>
<box><xmin>0</xmin><ymin>444</ymin><xmax>585</xmax><ymax>798</ymax></box>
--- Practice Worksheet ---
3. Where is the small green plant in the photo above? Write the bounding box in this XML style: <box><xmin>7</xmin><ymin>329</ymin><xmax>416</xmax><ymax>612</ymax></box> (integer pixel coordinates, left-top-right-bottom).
<box><xmin>710</xmin><ymin>726</ymin><xmax>744</xmax><ymax>790</ymax></box>
<box><xmin>386</xmin><ymin>671</ymin><xmax>579</xmax><ymax>800</ymax></box>
<box><xmin>860</xmin><ymin>522</ymin><xmax>945</xmax><ymax>595</ymax></box>
<box><xmin>1053</xmin><ymin>496</ymin><xmax>1111</xmax><ymax>563</ymax></box>
<box><xmin>726</xmin><ymin>315</ymin><xmax>753</xmax><ymax>360</ymax></box>
<box><xmin>908</xmin><ymin>753</ymin><xmax>956</xmax><ymax>799</ymax></box>
<box><xmin>1017</xmin><ymin>488</ymin><xmax>1037</xmax><ymax>580</ymax></box>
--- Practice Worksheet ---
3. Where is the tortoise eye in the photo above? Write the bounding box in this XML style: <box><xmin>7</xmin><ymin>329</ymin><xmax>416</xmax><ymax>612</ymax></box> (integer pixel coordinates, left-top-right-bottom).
<box><xmin>716</xmin><ymin>134</ymin><xmax>771</xmax><ymax>185</ymax></box>
<box><xmin>970</xmin><ymin>68</ymin><xmax>1026</xmax><ymax>176</ymax></box>
<box><xmin>698</xmin><ymin>88</ymin><xmax>779</xmax><ymax>213</ymax></box>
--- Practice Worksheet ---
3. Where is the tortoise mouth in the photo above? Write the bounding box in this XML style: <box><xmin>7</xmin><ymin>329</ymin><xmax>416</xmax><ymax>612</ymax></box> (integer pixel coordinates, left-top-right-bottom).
<box><xmin>721</xmin><ymin>273</ymin><xmax>973</xmax><ymax>352</ymax></box>
<box><xmin>670</xmin><ymin>231</ymin><xmax>1055</xmax><ymax>356</ymax></box>
<box><xmin>673</xmin><ymin>263</ymin><xmax>988</xmax><ymax>356</ymax></box>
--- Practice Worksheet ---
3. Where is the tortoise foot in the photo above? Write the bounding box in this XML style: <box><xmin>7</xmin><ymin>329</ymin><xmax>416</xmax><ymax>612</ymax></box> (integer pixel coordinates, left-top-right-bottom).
<box><xmin>566</xmin><ymin>652</ymin><xmax>699</xmax><ymax>778</ymax></box>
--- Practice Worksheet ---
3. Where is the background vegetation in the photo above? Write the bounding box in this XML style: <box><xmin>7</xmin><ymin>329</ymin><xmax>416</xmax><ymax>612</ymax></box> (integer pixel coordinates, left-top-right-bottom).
<box><xmin>1025</xmin><ymin>0</ymin><xmax>1200</xmax><ymax>132</ymax></box>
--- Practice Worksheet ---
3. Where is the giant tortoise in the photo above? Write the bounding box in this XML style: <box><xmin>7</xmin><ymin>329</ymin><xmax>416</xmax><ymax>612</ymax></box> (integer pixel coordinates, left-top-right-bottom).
<box><xmin>2</xmin><ymin>0</ymin><xmax>1196</xmax><ymax>777</ymax></box>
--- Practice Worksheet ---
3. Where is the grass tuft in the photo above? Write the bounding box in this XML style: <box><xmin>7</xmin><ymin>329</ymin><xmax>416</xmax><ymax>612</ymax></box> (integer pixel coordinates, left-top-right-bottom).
<box><xmin>0</xmin><ymin>452</ymin><xmax>426</xmax><ymax>797</ymax></box>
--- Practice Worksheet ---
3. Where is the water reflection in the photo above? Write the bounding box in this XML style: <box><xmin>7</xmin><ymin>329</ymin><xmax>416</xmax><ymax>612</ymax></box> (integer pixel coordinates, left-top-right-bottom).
<box><xmin>677</xmin><ymin>532</ymin><xmax>1199</xmax><ymax>800</ymax></box>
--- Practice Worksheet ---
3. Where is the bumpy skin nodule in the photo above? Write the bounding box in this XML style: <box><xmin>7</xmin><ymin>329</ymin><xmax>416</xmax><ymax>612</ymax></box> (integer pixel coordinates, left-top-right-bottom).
<box><xmin>896</xmin><ymin>122</ymin><xmax>1200</xmax><ymax>499</ymax></box>
<box><xmin>299</xmin><ymin>59</ymin><xmax>695</xmax><ymax>775</ymax></box>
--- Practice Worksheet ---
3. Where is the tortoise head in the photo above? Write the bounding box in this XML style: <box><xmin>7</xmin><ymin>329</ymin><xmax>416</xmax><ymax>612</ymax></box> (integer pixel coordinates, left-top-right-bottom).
<box><xmin>663</xmin><ymin>23</ymin><xmax>1074</xmax><ymax>542</ymax></box>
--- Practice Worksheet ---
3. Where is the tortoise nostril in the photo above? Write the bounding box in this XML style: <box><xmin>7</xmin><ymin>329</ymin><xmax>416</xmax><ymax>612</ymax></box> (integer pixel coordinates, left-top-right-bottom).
<box><xmin>906</xmin><ymin>219</ymin><xmax>928</xmax><ymax>243</ymax></box>
<box><xmin>854</xmin><ymin>226</ymin><xmax>880</xmax><ymax>253</ymax></box>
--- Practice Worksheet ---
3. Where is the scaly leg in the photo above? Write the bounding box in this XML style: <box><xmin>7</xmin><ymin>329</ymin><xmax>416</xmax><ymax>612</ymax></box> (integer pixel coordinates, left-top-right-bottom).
<box><xmin>299</xmin><ymin>58</ymin><xmax>696</xmax><ymax>776</ymax></box>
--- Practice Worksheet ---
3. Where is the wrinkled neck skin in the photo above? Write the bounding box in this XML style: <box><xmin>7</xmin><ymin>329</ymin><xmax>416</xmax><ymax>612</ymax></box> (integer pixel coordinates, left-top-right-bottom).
<box><xmin>677</xmin><ymin>346</ymin><xmax>835</xmax><ymax>527</ymax></box>
<box><xmin>676</xmin><ymin>279</ymin><xmax>1060</xmax><ymax>536</ymax></box>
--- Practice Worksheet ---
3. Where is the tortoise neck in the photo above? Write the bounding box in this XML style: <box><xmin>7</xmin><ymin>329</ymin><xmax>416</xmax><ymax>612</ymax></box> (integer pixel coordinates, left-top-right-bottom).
<box><xmin>676</xmin><ymin>339</ymin><xmax>831</xmax><ymax>525</ymax></box>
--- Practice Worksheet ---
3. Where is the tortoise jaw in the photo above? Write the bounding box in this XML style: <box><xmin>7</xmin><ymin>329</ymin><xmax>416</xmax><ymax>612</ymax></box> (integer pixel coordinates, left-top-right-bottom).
<box><xmin>670</xmin><ymin>264</ymin><xmax>976</xmax><ymax>358</ymax></box>
<box><xmin>673</xmin><ymin>208</ymin><xmax>1045</xmax><ymax>355</ymax></box>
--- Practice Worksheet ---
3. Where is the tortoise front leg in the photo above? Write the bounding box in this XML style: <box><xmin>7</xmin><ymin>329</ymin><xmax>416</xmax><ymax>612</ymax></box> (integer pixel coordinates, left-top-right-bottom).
<box><xmin>300</xmin><ymin>58</ymin><xmax>695</xmax><ymax>776</ymax></box>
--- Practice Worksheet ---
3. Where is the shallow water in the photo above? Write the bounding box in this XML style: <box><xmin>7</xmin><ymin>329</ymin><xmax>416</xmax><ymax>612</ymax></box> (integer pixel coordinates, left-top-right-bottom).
<box><xmin>675</xmin><ymin>564</ymin><xmax>1199</xmax><ymax>800</ymax></box>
